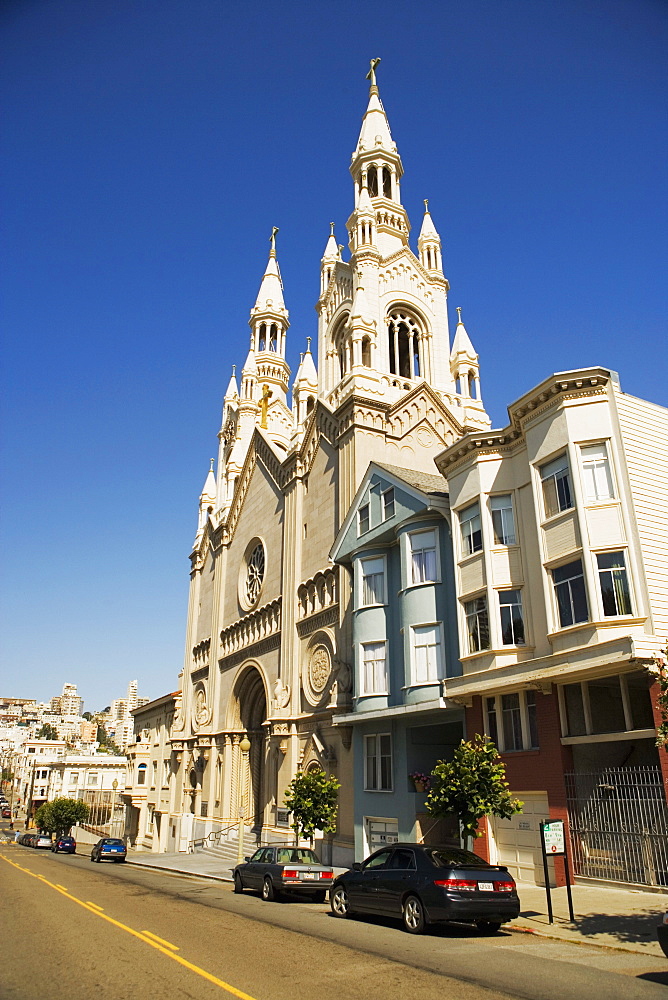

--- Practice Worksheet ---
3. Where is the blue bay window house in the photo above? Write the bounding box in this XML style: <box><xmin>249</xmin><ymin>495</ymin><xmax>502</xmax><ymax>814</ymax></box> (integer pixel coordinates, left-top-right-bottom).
<box><xmin>330</xmin><ymin>463</ymin><xmax>465</xmax><ymax>859</ymax></box>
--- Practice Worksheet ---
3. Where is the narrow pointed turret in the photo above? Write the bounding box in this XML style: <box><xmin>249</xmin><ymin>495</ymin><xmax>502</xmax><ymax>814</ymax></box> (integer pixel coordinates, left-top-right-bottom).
<box><xmin>248</xmin><ymin>229</ymin><xmax>291</xmax><ymax>416</ymax></box>
<box><xmin>196</xmin><ymin>459</ymin><xmax>217</xmax><ymax>533</ymax></box>
<box><xmin>320</xmin><ymin>223</ymin><xmax>339</xmax><ymax>295</ymax></box>
<box><xmin>418</xmin><ymin>200</ymin><xmax>443</xmax><ymax>273</ymax></box>
<box><xmin>450</xmin><ymin>307</ymin><xmax>482</xmax><ymax>406</ymax></box>
<box><xmin>224</xmin><ymin>365</ymin><xmax>239</xmax><ymax>402</ymax></box>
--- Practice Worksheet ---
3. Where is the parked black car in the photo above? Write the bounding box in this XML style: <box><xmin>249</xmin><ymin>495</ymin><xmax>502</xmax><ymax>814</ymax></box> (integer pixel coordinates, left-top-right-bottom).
<box><xmin>233</xmin><ymin>844</ymin><xmax>334</xmax><ymax>902</ymax></box>
<box><xmin>330</xmin><ymin>843</ymin><xmax>520</xmax><ymax>934</ymax></box>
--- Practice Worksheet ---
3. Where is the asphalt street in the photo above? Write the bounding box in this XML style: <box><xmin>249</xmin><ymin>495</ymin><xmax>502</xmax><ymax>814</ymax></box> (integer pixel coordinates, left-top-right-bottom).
<box><xmin>1</xmin><ymin>837</ymin><xmax>667</xmax><ymax>1000</ymax></box>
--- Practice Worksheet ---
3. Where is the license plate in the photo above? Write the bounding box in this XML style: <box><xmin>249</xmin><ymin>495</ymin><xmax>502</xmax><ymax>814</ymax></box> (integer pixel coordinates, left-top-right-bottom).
<box><xmin>299</xmin><ymin>872</ymin><xmax>318</xmax><ymax>880</ymax></box>
<box><xmin>478</xmin><ymin>881</ymin><xmax>494</xmax><ymax>891</ymax></box>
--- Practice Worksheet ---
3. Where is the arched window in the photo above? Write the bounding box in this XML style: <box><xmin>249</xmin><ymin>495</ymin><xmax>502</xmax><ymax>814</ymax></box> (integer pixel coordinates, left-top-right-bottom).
<box><xmin>382</xmin><ymin>167</ymin><xmax>392</xmax><ymax>198</ymax></box>
<box><xmin>137</xmin><ymin>763</ymin><xmax>147</xmax><ymax>786</ymax></box>
<box><xmin>368</xmin><ymin>168</ymin><xmax>378</xmax><ymax>197</ymax></box>
<box><xmin>361</xmin><ymin>336</ymin><xmax>371</xmax><ymax>367</ymax></box>
<box><xmin>269</xmin><ymin>324</ymin><xmax>278</xmax><ymax>352</ymax></box>
<box><xmin>387</xmin><ymin>311</ymin><xmax>422</xmax><ymax>379</ymax></box>
<box><xmin>333</xmin><ymin>314</ymin><xmax>351</xmax><ymax>381</ymax></box>
<box><xmin>306</xmin><ymin>395</ymin><xmax>315</xmax><ymax>415</ymax></box>
<box><xmin>258</xmin><ymin>323</ymin><xmax>266</xmax><ymax>351</ymax></box>
<box><xmin>468</xmin><ymin>372</ymin><xmax>477</xmax><ymax>398</ymax></box>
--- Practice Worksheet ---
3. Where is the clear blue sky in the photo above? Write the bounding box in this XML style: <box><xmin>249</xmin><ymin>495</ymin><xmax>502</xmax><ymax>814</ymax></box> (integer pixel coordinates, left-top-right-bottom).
<box><xmin>1</xmin><ymin>0</ymin><xmax>666</xmax><ymax>711</ymax></box>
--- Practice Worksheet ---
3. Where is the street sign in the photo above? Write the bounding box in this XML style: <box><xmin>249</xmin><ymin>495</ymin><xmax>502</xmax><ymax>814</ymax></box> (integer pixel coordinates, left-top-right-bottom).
<box><xmin>542</xmin><ymin>819</ymin><xmax>565</xmax><ymax>854</ymax></box>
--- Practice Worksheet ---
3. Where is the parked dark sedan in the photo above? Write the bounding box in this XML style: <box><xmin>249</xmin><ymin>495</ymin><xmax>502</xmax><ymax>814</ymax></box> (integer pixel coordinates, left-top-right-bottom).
<box><xmin>233</xmin><ymin>844</ymin><xmax>334</xmax><ymax>902</ymax></box>
<box><xmin>52</xmin><ymin>835</ymin><xmax>76</xmax><ymax>854</ymax></box>
<box><xmin>330</xmin><ymin>843</ymin><xmax>520</xmax><ymax>934</ymax></box>
<box><xmin>90</xmin><ymin>837</ymin><xmax>127</xmax><ymax>862</ymax></box>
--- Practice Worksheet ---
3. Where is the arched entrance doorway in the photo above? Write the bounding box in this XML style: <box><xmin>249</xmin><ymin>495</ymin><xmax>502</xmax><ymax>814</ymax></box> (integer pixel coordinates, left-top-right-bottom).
<box><xmin>230</xmin><ymin>666</ymin><xmax>268</xmax><ymax>831</ymax></box>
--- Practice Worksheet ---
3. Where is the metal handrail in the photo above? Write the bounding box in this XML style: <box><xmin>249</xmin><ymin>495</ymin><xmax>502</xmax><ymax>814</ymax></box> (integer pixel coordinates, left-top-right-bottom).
<box><xmin>188</xmin><ymin>821</ymin><xmax>243</xmax><ymax>854</ymax></box>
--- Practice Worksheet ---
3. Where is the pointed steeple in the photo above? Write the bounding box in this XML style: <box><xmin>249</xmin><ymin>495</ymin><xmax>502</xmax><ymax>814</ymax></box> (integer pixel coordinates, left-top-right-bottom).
<box><xmin>224</xmin><ymin>365</ymin><xmax>239</xmax><ymax>402</ymax></box>
<box><xmin>253</xmin><ymin>227</ymin><xmax>285</xmax><ymax>313</ymax></box>
<box><xmin>293</xmin><ymin>337</ymin><xmax>319</xmax><ymax>434</ymax></box>
<box><xmin>322</xmin><ymin>222</ymin><xmax>338</xmax><ymax>261</ymax></box>
<box><xmin>349</xmin><ymin>59</ymin><xmax>409</xmax><ymax>257</ymax></box>
<box><xmin>450</xmin><ymin>307</ymin><xmax>483</xmax><ymax>408</ymax></box>
<box><xmin>196</xmin><ymin>458</ymin><xmax>217</xmax><ymax>533</ymax></box>
<box><xmin>320</xmin><ymin>222</ymin><xmax>339</xmax><ymax>296</ymax></box>
<box><xmin>450</xmin><ymin>306</ymin><xmax>477</xmax><ymax>362</ymax></box>
<box><xmin>418</xmin><ymin>199</ymin><xmax>443</xmax><ymax>272</ymax></box>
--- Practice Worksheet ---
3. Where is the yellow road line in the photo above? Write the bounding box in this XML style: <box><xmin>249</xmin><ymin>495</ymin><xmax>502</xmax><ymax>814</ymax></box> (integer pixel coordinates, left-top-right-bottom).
<box><xmin>0</xmin><ymin>853</ymin><xmax>258</xmax><ymax>1000</ymax></box>
<box><xmin>86</xmin><ymin>901</ymin><xmax>104</xmax><ymax>910</ymax></box>
<box><xmin>141</xmin><ymin>929</ymin><xmax>180</xmax><ymax>950</ymax></box>
<box><xmin>55</xmin><ymin>884</ymin><xmax>68</xmax><ymax>891</ymax></box>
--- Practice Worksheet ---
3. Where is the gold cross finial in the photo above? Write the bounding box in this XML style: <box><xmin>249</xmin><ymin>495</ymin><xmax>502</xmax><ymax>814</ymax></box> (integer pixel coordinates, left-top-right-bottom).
<box><xmin>269</xmin><ymin>227</ymin><xmax>279</xmax><ymax>255</ymax></box>
<box><xmin>456</xmin><ymin>306</ymin><xmax>463</xmax><ymax>323</ymax></box>
<box><xmin>260</xmin><ymin>383</ymin><xmax>273</xmax><ymax>428</ymax></box>
<box><xmin>366</xmin><ymin>57</ymin><xmax>381</xmax><ymax>87</ymax></box>
<box><xmin>424</xmin><ymin>199</ymin><xmax>429</xmax><ymax>213</ymax></box>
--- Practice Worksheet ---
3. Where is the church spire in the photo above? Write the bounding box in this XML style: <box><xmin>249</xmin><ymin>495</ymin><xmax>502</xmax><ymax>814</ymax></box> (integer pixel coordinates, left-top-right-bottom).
<box><xmin>450</xmin><ymin>306</ymin><xmax>482</xmax><ymax>406</ymax></box>
<box><xmin>418</xmin><ymin>199</ymin><xmax>443</xmax><ymax>273</ymax></box>
<box><xmin>349</xmin><ymin>59</ymin><xmax>409</xmax><ymax>258</ymax></box>
<box><xmin>248</xmin><ymin>229</ymin><xmax>291</xmax><ymax>412</ymax></box>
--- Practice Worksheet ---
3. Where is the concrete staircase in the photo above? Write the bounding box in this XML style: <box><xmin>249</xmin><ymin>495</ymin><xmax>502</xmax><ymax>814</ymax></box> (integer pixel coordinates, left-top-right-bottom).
<box><xmin>193</xmin><ymin>827</ymin><xmax>290</xmax><ymax>872</ymax></box>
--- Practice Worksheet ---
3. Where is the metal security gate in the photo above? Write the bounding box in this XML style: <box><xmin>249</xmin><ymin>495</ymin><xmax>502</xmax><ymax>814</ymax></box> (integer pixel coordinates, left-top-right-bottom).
<box><xmin>565</xmin><ymin>766</ymin><xmax>668</xmax><ymax>887</ymax></box>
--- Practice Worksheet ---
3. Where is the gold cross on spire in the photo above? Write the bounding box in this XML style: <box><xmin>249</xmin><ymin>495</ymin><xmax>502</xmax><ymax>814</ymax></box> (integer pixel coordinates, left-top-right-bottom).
<box><xmin>269</xmin><ymin>227</ymin><xmax>279</xmax><ymax>255</ymax></box>
<box><xmin>260</xmin><ymin>383</ymin><xmax>273</xmax><ymax>428</ymax></box>
<box><xmin>366</xmin><ymin>57</ymin><xmax>381</xmax><ymax>87</ymax></box>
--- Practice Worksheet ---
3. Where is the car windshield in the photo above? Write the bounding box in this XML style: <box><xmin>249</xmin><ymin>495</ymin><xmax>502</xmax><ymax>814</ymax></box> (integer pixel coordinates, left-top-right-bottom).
<box><xmin>275</xmin><ymin>848</ymin><xmax>320</xmax><ymax>864</ymax></box>
<box><xmin>428</xmin><ymin>848</ymin><xmax>491</xmax><ymax>868</ymax></box>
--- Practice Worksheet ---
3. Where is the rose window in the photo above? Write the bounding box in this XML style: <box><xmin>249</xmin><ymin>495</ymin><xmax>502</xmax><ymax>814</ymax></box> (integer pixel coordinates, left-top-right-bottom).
<box><xmin>246</xmin><ymin>542</ymin><xmax>265</xmax><ymax>605</ymax></box>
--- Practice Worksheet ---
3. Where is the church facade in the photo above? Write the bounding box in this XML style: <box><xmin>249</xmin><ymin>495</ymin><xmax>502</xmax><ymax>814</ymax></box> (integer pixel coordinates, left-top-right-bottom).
<box><xmin>166</xmin><ymin>71</ymin><xmax>491</xmax><ymax>865</ymax></box>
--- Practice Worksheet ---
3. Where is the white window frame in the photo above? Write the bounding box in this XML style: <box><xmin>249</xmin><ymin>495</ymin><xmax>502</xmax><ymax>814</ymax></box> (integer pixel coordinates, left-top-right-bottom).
<box><xmin>459</xmin><ymin>502</ymin><xmax>483</xmax><ymax>556</ymax></box>
<box><xmin>485</xmin><ymin>691</ymin><xmax>538</xmax><ymax>751</ymax></box>
<box><xmin>358</xmin><ymin>503</ymin><xmax>370</xmax><ymax>535</ymax></box>
<box><xmin>490</xmin><ymin>494</ymin><xmax>516</xmax><ymax>546</ymax></box>
<box><xmin>407</xmin><ymin>527</ymin><xmax>440</xmax><ymax>586</ymax></box>
<box><xmin>498</xmin><ymin>588</ymin><xmax>526</xmax><ymax>646</ymax></box>
<box><xmin>382</xmin><ymin>487</ymin><xmax>395</xmax><ymax>521</ymax></box>
<box><xmin>364</xmin><ymin>733</ymin><xmax>393</xmax><ymax>791</ymax></box>
<box><xmin>540</xmin><ymin>453</ymin><xmax>574</xmax><ymax>519</ymax></box>
<box><xmin>410</xmin><ymin>622</ymin><xmax>444</xmax><ymax>684</ymax></box>
<box><xmin>464</xmin><ymin>595</ymin><xmax>490</xmax><ymax>653</ymax></box>
<box><xmin>360</xmin><ymin>641</ymin><xmax>388</xmax><ymax>695</ymax></box>
<box><xmin>357</xmin><ymin>554</ymin><xmax>387</xmax><ymax>607</ymax></box>
<box><xmin>580</xmin><ymin>442</ymin><xmax>615</xmax><ymax>503</ymax></box>
<box><xmin>596</xmin><ymin>550</ymin><xmax>633</xmax><ymax>618</ymax></box>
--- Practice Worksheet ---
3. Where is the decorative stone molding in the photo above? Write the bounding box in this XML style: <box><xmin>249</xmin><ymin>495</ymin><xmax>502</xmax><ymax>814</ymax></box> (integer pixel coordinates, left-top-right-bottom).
<box><xmin>219</xmin><ymin>632</ymin><xmax>281</xmax><ymax>673</ymax></box>
<box><xmin>220</xmin><ymin>598</ymin><xmax>282</xmax><ymax>657</ymax></box>
<box><xmin>297</xmin><ymin>567</ymin><xmax>338</xmax><ymax>622</ymax></box>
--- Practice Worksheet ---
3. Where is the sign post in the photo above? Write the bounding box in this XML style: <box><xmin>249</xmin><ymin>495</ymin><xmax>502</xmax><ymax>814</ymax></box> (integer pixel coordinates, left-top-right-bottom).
<box><xmin>539</xmin><ymin>819</ymin><xmax>575</xmax><ymax>924</ymax></box>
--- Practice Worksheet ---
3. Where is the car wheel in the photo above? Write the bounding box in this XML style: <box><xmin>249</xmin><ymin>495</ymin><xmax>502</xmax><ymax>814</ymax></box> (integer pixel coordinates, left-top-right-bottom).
<box><xmin>312</xmin><ymin>890</ymin><xmax>326</xmax><ymax>904</ymax></box>
<box><xmin>402</xmin><ymin>895</ymin><xmax>426</xmax><ymax>934</ymax></box>
<box><xmin>117</xmin><ymin>857</ymin><xmax>126</xmax><ymax>863</ymax></box>
<box><xmin>261</xmin><ymin>876</ymin><xmax>276</xmax><ymax>902</ymax></box>
<box><xmin>330</xmin><ymin>885</ymin><xmax>352</xmax><ymax>918</ymax></box>
<box><xmin>233</xmin><ymin>873</ymin><xmax>244</xmax><ymax>894</ymax></box>
<box><xmin>477</xmin><ymin>920</ymin><xmax>501</xmax><ymax>935</ymax></box>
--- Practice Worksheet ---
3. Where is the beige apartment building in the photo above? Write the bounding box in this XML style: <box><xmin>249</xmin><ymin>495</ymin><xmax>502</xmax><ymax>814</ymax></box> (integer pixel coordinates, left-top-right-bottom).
<box><xmin>436</xmin><ymin>367</ymin><xmax>668</xmax><ymax>887</ymax></box>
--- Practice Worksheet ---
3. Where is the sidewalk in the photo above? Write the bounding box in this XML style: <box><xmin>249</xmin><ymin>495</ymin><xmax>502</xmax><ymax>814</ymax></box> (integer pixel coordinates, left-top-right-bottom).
<box><xmin>124</xmin><ymin>848</ymin><xmax>668</xmax><ymax>959</ymax></box>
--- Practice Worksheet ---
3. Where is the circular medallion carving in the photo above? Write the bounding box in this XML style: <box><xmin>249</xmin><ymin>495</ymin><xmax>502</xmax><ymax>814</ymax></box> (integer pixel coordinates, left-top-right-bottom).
<box><xmin>416</xmin><ymin>426</ymin><xmax>434</xmax><ymax>448</ymax></box>
<box><xmin>309</xmin><ymin>645</ymin><xmax>331</xmax><ymax>694</ymax></box>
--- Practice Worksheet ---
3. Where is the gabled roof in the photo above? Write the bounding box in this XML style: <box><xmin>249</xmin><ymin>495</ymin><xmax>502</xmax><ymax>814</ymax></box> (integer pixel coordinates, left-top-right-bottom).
<box><xmin>330</xmin><ymin>461</ymin><xmax>449</xmax><ymax>563</ymax></box>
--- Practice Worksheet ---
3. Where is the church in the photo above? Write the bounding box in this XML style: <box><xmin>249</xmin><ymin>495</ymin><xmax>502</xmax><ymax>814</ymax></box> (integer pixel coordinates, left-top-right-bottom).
<box><xmin>165</xmin><ymin>63</ymin><xmax>493</xmax><ymax>866</ymax></box>
<box><xmin>126</xmin><ymin>63</ymin><xmax>668</xmax><ymax>889</ymax></box>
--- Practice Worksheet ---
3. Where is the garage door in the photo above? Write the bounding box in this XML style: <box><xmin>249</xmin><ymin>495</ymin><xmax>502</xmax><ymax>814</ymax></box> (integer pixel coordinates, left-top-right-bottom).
<box><xmin>491</xmin><ymin>793</ymin><xmax>554</xmax><ymax>886</ymax></box>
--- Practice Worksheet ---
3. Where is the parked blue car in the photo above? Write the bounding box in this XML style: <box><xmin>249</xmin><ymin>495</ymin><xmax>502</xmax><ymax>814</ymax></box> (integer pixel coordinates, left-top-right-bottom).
<box><xmin>90</xmin><ymin>837</ymin><xmax>127</xmax><ymax>863</ymax></box>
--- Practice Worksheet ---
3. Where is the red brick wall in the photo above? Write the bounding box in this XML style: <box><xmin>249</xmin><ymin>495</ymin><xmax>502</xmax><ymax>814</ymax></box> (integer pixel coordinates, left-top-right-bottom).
<box><xmin>466</xmin><ymin>690</ymin><xmax>574</xmax><ymax>887</ymax></box>
<box><xmin>650</xmin><ymin>679</ymin><xmax>668</xmax><ymax>805</ymax></box>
